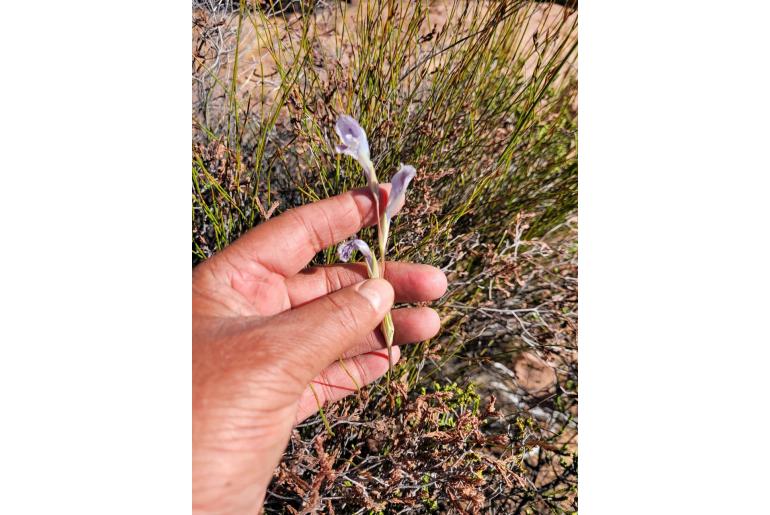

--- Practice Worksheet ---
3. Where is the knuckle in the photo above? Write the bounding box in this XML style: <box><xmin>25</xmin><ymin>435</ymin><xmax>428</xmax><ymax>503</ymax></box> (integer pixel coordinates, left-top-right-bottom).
<box><xmin>364</xmin><ymin>327</ymin><xmax>384</xmax><ymax>351</ymax></box>
<box><xmin>287</xmin><ymin>209</ymin><xmax>325</xmax><ymax>253</ymax></box>
<box><xmin>325</xmin><ymin>294</ymin><xmax>361</xmax><ymax>335</ymax></box>
<box><xmin>324</xmin><ymin>267</ymin><xmax>343</xmax><ymax>294</ymax></box>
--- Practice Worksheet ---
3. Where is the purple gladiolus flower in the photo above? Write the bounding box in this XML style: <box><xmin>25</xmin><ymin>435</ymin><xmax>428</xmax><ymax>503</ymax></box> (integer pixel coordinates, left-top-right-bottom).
<box><xmin>337</xmin><ymin>238</ymin><xmax>374</xmax><ymax>271</ymax></box>
<box><xmin>385</xmin><ymin>164</ymin><xmax>416</xmax><ymax>220</ymax></box>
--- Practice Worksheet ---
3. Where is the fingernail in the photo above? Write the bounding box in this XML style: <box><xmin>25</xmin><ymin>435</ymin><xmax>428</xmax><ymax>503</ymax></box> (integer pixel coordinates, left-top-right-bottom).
<box><xmin>357</xmin><ymin>279</ymin><xmax>386</xmax><ymax>311</ymax></box>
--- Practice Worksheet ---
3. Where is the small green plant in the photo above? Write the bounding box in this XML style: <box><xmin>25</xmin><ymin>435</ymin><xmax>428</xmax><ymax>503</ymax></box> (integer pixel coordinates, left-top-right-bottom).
<box><xmin>430</xmin><ymin>381</ymin><xmax>481</xmax><ymax>415</ymax></box>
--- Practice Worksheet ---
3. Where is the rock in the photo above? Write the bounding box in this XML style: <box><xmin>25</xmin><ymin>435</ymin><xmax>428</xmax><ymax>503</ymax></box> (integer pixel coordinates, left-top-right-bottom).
<box><xmin>513</xmin><ymin>352</ymin><xmax>557</xmax><ymax>397</ymax></box>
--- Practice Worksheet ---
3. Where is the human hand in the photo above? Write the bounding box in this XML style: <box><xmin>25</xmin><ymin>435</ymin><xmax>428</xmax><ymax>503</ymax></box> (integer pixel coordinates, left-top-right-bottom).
<box><xmin>192</xmin><ymin>186</ymin><xmax>447</xmax><ymax>513</ymax></box>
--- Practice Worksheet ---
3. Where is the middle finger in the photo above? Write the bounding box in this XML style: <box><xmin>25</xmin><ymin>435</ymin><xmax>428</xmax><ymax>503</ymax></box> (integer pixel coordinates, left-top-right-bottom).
<box><xmin>286</xmin><ymin>262</ymin><xmax>447</xmax><ymax>308</ymax></box>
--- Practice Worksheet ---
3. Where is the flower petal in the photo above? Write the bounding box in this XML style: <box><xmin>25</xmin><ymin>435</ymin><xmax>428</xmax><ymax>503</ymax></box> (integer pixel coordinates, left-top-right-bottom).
<box><xmin>334</xmin><ymin>115</ymin><xmax>372</xmax><ymax>176</ymax></box>
<box><xmin>385</xmin><ymin>164</ymin><xmax>416</xmax><ymax>219</ymax></box>
<box><xmin>336</xmin><ymin>115</ymin><xmax>366</xmax><ymax>143</ymax></box>
<box><xmin>337</xmin><ymin>238</ymin><xmax>374</xmax><ymax>270</ymax></box>
<box><xmin>337</xmin><ymin>240</ymin><xmax>356</xmax><ymax>262</ymax></box>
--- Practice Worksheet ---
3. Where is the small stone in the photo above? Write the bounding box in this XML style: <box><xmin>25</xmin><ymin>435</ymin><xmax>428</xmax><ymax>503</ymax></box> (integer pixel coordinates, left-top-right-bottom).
<box><xmin>513</xmin><ymin>352</ymin><xmax>557</xmax><ymax>396</ymax></box>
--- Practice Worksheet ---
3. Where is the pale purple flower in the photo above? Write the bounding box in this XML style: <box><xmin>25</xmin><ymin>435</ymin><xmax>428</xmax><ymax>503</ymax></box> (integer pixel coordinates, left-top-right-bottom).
<box><xmin>337</xmin><ymin>238</ymin><xmax>374</xmax><ymax>270</ymax></box>
<box><xmin>335</xmin><ymin>115</ymin><xmax>377</xmax><ymax>188</ymax></box>
<box><xmin>385</xmin><ymin>164</ymin><xmax>416</xmax><ymax>220</ymax></box>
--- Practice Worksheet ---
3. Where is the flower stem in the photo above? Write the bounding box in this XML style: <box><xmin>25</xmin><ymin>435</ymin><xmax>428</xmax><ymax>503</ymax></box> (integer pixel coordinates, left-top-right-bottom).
<box><xmin>368</xmin><ymin>252</ymin><xmax>394</xmax><ymax>374</ymax></box>
<box><xmin>377</xmin><ymin>215</ymin><xmax>394</xmax><ymax>386</ymax></box>
<box><xmin>368</xmin><ymin>171</ymin><xmax>394</xmax><ymax>389</ymax></box>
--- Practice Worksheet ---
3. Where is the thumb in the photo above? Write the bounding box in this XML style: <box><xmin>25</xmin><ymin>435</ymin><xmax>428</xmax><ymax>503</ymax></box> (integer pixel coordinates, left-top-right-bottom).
<box><xmin>271</xmin><ymin>278</ymin><xmax>394</xmax><ymax>384</ymax></box>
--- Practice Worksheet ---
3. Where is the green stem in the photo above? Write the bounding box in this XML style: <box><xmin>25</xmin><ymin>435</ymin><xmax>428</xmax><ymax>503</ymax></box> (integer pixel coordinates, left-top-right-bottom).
<box><xmin>379</xmin><ymin>216</ymin><xmax>390</xmax><ymax>273</ymax></box>
<box><xmin>378</xmin><ymin>215</ymin><xmax>394</xmax><ymax>386</ymax></box>
<box><xmin>367</xmin><ymin>162</ymin><xmax>395</xmax><ymax>389</ymax></box>
<box><xmin>309</xmin><ymin>383</ymin><xmax>334</xmax><ymax>436</ymax></box>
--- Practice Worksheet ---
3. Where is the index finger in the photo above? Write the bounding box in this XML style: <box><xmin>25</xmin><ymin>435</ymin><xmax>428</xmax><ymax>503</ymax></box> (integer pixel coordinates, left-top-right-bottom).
<box><xmin>222</xmin><ymin>185</ymin><xmax>391</xmax><ymax>277</ymax></box>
